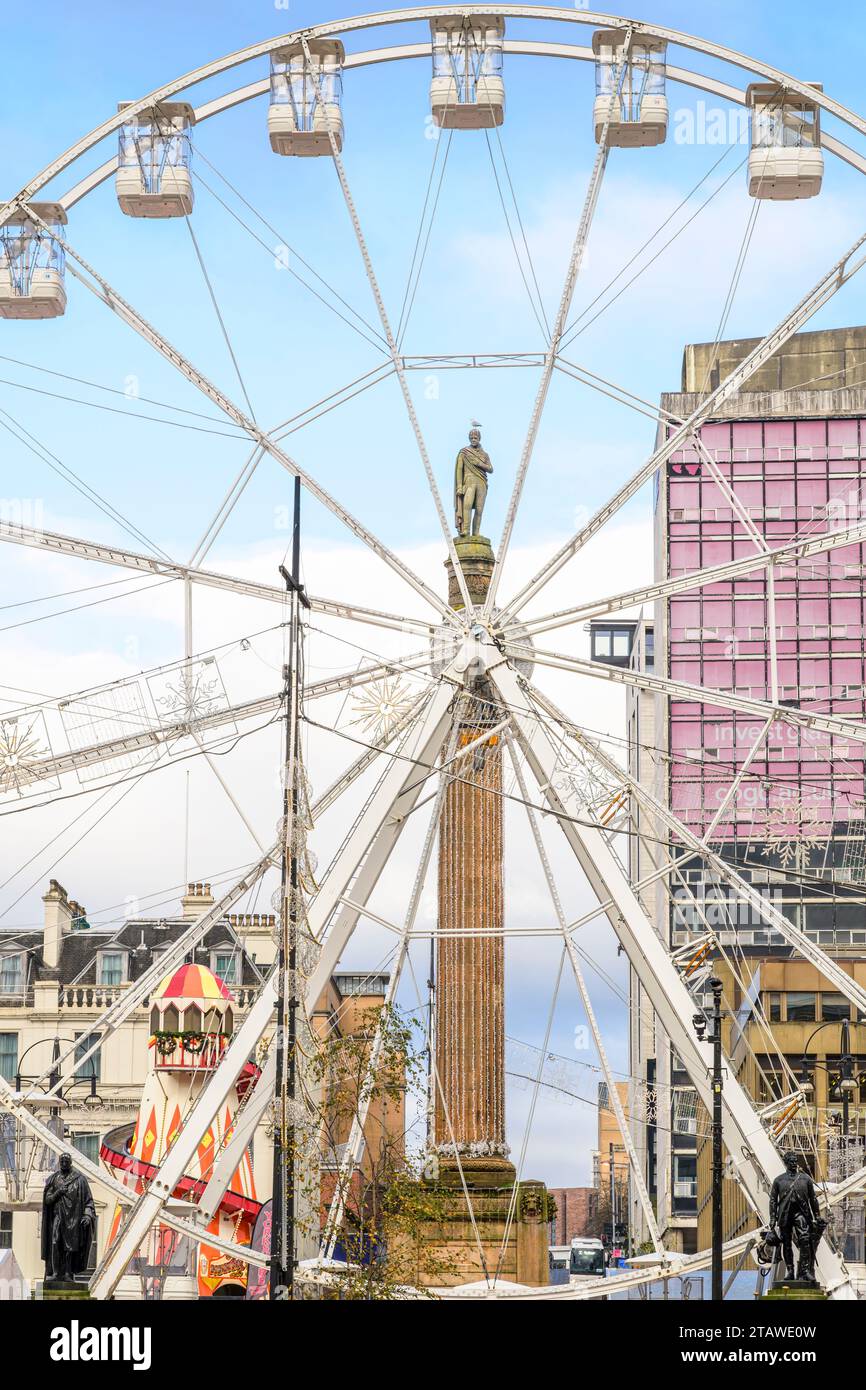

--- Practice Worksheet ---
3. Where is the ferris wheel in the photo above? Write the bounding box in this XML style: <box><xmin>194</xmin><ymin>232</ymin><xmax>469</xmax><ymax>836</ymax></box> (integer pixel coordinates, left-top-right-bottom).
<box><xmin>3</xmin><ymin>6</ymin><xmax>866</xmax><ymax>1301</ymax></box>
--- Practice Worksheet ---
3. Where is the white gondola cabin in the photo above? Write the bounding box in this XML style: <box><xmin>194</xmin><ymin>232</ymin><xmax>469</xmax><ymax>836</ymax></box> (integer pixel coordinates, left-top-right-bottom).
<box><xmin>268</xmin><ymin>40</ymin><xmax>345</xmax><ymax>155</ymax></box>
<box><xmin>116</xmin><ymin>102</ymin><xmax>195</xmax><ymax>217</ymax></box>
<box><xmin>746</xmin><ymin>84</ymin><xmax>823</xmax><ymax>200</ymax></box>
<box><xmin>0</xmin><ymin>203</ymin><xmax>67</xmax><ymax>320</ymax></box>
<box><xmin>430</xmin><ymin>14</ymin><xmax>505</xmax><ymax>130</ymax></box>
<box><xmin>592</xmin><ymin>30</ymin><xmax>667</xmax><ymax>147</ymax></box>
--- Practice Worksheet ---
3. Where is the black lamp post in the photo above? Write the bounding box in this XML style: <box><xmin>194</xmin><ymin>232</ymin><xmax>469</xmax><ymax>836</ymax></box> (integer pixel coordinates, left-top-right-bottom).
<box><xmin>15</xmin><ymin>1036</ymin><xmax>100</xmax><ymax>1107</ymax></box>
<box><xmin>799</xmin><ymin>1017</ymin><xmax>861</xmax><ymax>1147</ymax></box>
<box><xmin>694</xmin><ymin>975</ymin><xmax>724</xmax><ymax>1302</ymax></box>
<box><xmin>270</xmin><ymin>476</ymin><xmax>309</xmax><ymax>1304</ymax></box>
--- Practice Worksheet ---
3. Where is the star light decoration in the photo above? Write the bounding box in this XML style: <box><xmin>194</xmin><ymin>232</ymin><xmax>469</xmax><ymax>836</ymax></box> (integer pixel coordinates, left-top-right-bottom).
<box><xmin>0</xmin><ymin>716</ymin><xmax>46</xmax><ymax>796</ymax></box>
<box><xmin>350</xmin><ymin>676</ymin><xmax>415</xmax><ymax>744</ymax></box>
<box><xmin>759</xmin><ymin>795</ymin><xmax>829</xmax><ymax>869</ymax></box>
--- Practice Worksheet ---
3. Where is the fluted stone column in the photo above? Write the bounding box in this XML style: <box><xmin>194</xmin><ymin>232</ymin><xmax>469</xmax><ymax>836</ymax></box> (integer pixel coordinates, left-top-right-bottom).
<box><xmin>433</xmin><ymin>535</ymin><xmax>513</xmax><ymax>1184</ymax></box>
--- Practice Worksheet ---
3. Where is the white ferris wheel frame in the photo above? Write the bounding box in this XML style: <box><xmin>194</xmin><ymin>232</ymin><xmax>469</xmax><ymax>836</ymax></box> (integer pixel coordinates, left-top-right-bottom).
<box><xmin>2</xmin><ymin>6</ymin><xmax>866</xmax><ymax>1299</ymax></box>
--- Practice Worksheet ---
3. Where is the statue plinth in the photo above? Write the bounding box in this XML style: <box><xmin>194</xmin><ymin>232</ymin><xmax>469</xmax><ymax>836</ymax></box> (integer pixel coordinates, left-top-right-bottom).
<box><xmin>444</xmin><ymin>534</ymin><xmax>495</xmax><ymax>610</ymax></box>
<box><xmin>762</xmin><ymin>1280</ymin><xmax>827</xmax><ymax>1301</ymax></box>
<box><xmin>411</xmin><ymin>1178</ymin><xmax>551</xmax><ymax>1288</ymax></box>
<box><xmin>38</xmin><ymin>1279</ymin><xmax>92</xmax><ymax>1301</ymax></box>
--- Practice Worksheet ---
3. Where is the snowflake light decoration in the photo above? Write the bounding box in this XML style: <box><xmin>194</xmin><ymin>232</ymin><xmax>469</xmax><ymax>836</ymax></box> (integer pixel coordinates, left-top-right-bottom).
<box><xmin>0</xmin><ymin>716</ymin><xmax>46</xmax><ymax>796</ymax></box>
<box><xmin>553</xmin><ymin>747</ymin><xmax>622</xmax><ymax>814</ymax></box>
<box><xmin>759</xmin><ymin>796</ymin><xmax>829</xmax><ymax>868</ymax></box>
<box><xmin>637</xmin><ymin>1084</ymin><xmax>658</xmax><ymax>1126</ymax></box>
<box><xmin>151</xmin><ymin>658</ymin><xmax>225</xmax><ymax>729</ymax></box>
<box><xmin>350</xmin><ymin>676</ymin><xmax>415</xmax><ymax>744</ymax></box>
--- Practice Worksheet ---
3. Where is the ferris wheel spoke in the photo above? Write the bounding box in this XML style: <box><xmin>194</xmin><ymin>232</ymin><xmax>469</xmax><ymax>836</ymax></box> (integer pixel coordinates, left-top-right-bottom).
<box><xmin>553</xmin><ymin>354</ymin><xmax>679</xmax><ymax>428</ymax></box>
<box><xmin>25</xmin><ymin>848</ymin><xmax>277</xmax><ymax>1096</ymax></box>
<box><xmin>321</xmin><ymin>718</ymin><xmax>459</xmax><ymax>1258</ymax></box>
<box><xmin>186</xmin><ymin>363</ymin><xmax>400</xmax><ymax>570</ymax></box>
<box><xmin>702</xmin><ymin>715</ymin><xmax>773</xmax><ymax>843</ymax></box>
<box><xmin>507</xmin><ymin>738</ymin><xmax>664</xmax><ymax>1253</ymax></box>
<box><xmin>489</xmin><ymin>659</ymin><xmax>854</xmax><ymax>1295</ymax></box>
<box><xmin>117</xmin><ymin>692</ymin><xmax>442</xmax><ymax>1228</ymax></box>
<box><xmin>188</xmin><ymin>441</ymin><xmax>264</xmax><ymax>568</ymax></box>
<box><xmin>513</xmin><ymin>513</ymin><xmax>866</xmax><ymax>637</ymax></box>
<box><xmin>0</xmin><ymin>518</ymin><xmax>440</xmax><ymax>638</ymax></box>
<box><xmin>508</xmin><ymin>639</ymin><xmax>866</xmax><ymax>751</ymax></box>
<box><xmin>30</xmin><ymin>215</ymin><xmax>459</xmax><ymax>629</ymax></box>
<box><xmin>90</xmin><ymin>675</ymin><xmax>456</xmax><ymax>1299</ymax></box>
<box><xmin>297</xmin><ymin>37</ymin><xmax>475</xmax><ymax>617</ymax></box>
<box><xmin>525</xmin><ymin>677</ymin><xmax>866</xmax><ymax>1020</ymax></box>
<box><xmin>0</xmin><ymin>1077</ymin><xmax>266</xmax><ymax>1269</ymax></box>
<box><xmin>4</xmin><ymin>654</ymin><xmax>432</xmax><ymax>799</ymax></box>
<box><xmin>499</xmin><ymin>222</ymin><xmax>866</xmax><ymax>625</ymax></box>
<box><xmin>483</xmin><ymin>40</ymin><xmax>631</xmax><ymax>618</ymax></box>
<box><xmin>192</xmin><ymin>730</ymin><xmax>267</xmax><ymax>853</ymax></box>
<box><xmin>309</xmin><ymin>684</ymin><xmax>452</xmax><ymax>961</ymax></box>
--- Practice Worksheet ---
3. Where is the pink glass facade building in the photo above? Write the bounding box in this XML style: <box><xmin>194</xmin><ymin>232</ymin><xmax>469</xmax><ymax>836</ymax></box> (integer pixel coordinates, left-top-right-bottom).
<box><xmin>621</xmin><ymin>326</ymin><xmax>866</xmax><ymax>1255</ymax></box>
<box><xmin>659</xmin><ymin>333</ymin><xmax>866</xmax><ymax>951</ymax></box>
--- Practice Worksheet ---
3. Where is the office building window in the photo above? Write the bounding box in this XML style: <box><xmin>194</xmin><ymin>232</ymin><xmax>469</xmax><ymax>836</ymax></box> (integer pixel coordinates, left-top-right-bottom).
<box><xmin>767</xmin><ymin>992</ymin><xmax>782</xmax><ymax>1023</ymax></box>
<box><xmin>673</xmin><ymin>1154</ymin><xmax>697</xmax><ymax>1198</ymax></box>
<box><xmin>786</xmin><ymin>992</ymin><xmax>816</xmax><ymax>1023</ymax></box>
<box><xmin>821</xmin><ymin>993</ymin><xmax>852</xmax><ymax>1022</ymax></box>
<box><xmin>0</xmin><ymin>1211</ymin><xmax>11</xmax><ymax>1249</ymax></box>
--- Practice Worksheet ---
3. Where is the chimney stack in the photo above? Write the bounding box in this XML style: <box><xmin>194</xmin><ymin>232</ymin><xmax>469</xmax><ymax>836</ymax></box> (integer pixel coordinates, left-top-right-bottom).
<box><xmin>181</xmin><ymin>881</ymin><xmax>214</xmax><ymax>921</ymax></box>
<box><xmin>42</xmin><ymin>879</ymin><xmax>73</xmax><ymax>970</ymax></box>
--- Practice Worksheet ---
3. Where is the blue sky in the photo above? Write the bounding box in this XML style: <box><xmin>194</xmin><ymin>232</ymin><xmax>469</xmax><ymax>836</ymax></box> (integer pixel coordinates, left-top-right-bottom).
<box><xmin>3</xmin><ymin>2</ymin><xmax>866</xmax><ymax>1185</ymax></box>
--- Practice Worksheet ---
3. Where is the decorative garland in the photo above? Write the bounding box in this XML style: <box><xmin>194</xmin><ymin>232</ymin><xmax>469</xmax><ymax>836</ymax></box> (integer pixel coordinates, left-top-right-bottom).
<box><xmin>153</xmin><ymin>1029</ymin><xmax>221</xmax><ymax>1057</ymax></box>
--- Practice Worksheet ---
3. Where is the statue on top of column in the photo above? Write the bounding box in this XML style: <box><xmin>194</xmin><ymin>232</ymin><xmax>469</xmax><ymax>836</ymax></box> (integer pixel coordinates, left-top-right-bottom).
<box><xmin>454</xmin><ymin>423</ymin><xmax>493</xmax><ymax>537</ymax></box>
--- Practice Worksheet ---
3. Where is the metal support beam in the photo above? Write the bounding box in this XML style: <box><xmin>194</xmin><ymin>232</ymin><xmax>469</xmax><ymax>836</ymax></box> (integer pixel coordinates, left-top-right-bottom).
<box><xmin>501</xmin><ymin>225</ymin><xmax>866</xmax><ymax>623</ymax></box>
<box><xmin>483</xmin><ymin>36</ymin><xmax>625</xmax><ymax>615</ymax></box>
<box><xmin>514</xmin><ymin>516</ymin><xmax>866</xmax><ymax>637</ymax></box>
<box><xmin>508</xmin><ymin>741</ymin><xmax>664</xmax><ymax>1253</ymax></box>
<box><xmin>510</xmin><ymin>641</ymin><xmax>866</xmax><ymax>751</ymax></box>
<box><xmin>0</xmin><ymin>521</ymin><xmax>438</xmax><ymax>639</ymax></box>
<box><xmin>490</xmin><ymin>657</ymin><xmax>853</xmax><ymax>1297</ymax></box>
<box><xmin>88</xmin><ymin>676</ymin><xmax>455</xmax><ymax>1297</ymax></box>
<box><xmin>526</xmin><ymin>680</ymin><xmax>866</xmax><ymax>1021</ymax></box>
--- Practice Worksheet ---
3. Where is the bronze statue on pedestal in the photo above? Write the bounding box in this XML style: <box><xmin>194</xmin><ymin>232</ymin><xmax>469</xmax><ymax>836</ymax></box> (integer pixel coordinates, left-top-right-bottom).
<box><xmin>768</xmin><ymin>1150</ymin><xmax>823</xmax><ymax>1283</ymax></box>
<box><xmin>454</xmin><ymin>425</ymin><xmax>493</xmax><ymax>537</ymax></box>
<box><xmin>41</xmin><ymin>1152</ymin><xmax>96</xmax><ymax>1283</ymax></box>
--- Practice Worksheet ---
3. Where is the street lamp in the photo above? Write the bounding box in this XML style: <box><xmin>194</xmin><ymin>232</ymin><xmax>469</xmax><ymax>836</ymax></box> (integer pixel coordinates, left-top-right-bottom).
<box><xmin>798</xmin><ymin>1017</ymin><xmax>862</xmax><ymax>1145</ymax></box>
<box><xmin>14</xmin><ymin>1036</ymin><xmax>102</xmax><ymax>1109</ymax></box>
<box><xmin>694</xmin><ymin>977</ymin><xmax>724</xmax><ymax>1302</ymax></box>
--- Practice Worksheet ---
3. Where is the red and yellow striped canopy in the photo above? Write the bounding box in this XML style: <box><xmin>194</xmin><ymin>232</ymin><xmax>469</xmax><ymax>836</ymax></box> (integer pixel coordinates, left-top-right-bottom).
<box><xmin>156</xmin><ymin>962</ymin><xmax>234</xmax><ymax>1001</ymax></box>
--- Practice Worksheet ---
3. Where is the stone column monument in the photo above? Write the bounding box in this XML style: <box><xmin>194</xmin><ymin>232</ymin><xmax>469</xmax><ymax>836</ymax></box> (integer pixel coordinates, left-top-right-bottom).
<box><xmin>434</xmin><ymin>528</ymin><xmax>512</xmax><ymax>1184</ymax></box>
<box><xmin>416</xmin><ymin>428</ymin><xmax>549</xmax><ymax>1288</ymax></box>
